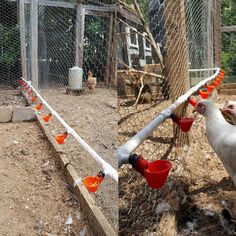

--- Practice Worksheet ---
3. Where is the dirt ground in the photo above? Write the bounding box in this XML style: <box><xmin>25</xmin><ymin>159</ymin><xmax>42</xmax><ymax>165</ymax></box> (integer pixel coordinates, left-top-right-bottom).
<box><xmin>0</xmin><ymin>122</ymin><xmax>89</xmax><ymax>236</ymax></box>
<box><xmin>118</xmin><ymin>94</ymin><xmax>236</xmax><ymax>235</ymax></box>
<box><xmin>38</xmin><ymin>88</ymin><xmax>118</xmax><ymax>230</ymax></box>
<box><xmin>0</xmin><ymin>89</ymin><xmax>27</xmax><ymax>106</ymax></box>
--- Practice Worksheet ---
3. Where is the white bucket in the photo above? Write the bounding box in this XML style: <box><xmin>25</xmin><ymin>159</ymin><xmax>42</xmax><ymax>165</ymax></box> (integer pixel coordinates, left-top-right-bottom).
<box><xmin>68</xmin><ymin>66</ymin><xmax>83</xmax><ymax>90</ymax></box>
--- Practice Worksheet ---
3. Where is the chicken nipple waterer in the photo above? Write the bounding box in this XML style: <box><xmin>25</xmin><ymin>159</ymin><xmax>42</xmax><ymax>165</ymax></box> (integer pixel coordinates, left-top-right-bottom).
<box><xmin>43</xmin><ymin>113</ymin><xmax>52</xmax><ymax>123</ymax></box>
<box><xmin>55</xmin><ymin>132</ymin><xmax>68</xmax><ymax>144</ymax></box>
<box><xmin>188</xmin><ymin>97</ymin><xmax>197</xmax><ymax>107</ymax></box>
<box><xmin>19</xmin><ymin>79</ymin><xmax>26</xmax><ymax>87</ymax></box>
<box><xmin>83</xmin><ymin>171</ymin><xmax>105</xmax><ymax>193</ymax></box>
<box><xmin>205</xmin><ymin>83</ymin><xmax>215</xmax><ymax>93</ymax></box>
<box><xmin>171</xmin><ymin>113</ymin><xmax>194</xmax><ymax>132</ymax></box>
<box><xmin>219</xmin><ymin>70</ymin><xmax>225</xmax><ymax>79</ymax></box>
<box><xmin>199</xmin><ymin>89</ymin><xmax>210</xmax><ymax>99</ymax></box>
<box><xmin>31</xmin><ymin>96</ymin><xmax>37</xmax><ymax>103</ymax></box>
<box><xmin>35</xmin><ymin>102</ymin><xmax>43</xmax><ymax>111</ymax></box>
<box><xmin>129</xmin><ymin>154</ymin><xmax>172</xmax><ymax>189</ymax></box>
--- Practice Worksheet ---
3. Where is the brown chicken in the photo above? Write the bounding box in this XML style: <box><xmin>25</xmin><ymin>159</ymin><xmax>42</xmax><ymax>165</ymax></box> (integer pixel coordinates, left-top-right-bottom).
<box><xmin>222</xmin><ymin>100</ymin><xmax>236</xmax><ymax>125</ymax></box>
<box><xmin>87</xmin><ymin>71</ymin><xmax>97</xmax><ymax>93</ymax></box>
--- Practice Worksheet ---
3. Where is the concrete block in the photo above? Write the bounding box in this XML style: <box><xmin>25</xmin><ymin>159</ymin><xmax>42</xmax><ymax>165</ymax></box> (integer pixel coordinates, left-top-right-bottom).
<box><xmin>0</xmin><ymin>106</ymin><xmax>13</xmax><ymax>123</ymax></box>
<box><xmin>12</xmin><ymin>106</ymin><xmax>35</xmax><ymax>122</ymax></box>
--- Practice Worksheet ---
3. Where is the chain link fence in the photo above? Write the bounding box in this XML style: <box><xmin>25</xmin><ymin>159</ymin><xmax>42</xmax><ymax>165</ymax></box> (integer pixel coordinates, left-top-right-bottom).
<box><xmin>117</xmin><ymin>0</ymin><xmax>220</xmax><ymax>234</ymax></box>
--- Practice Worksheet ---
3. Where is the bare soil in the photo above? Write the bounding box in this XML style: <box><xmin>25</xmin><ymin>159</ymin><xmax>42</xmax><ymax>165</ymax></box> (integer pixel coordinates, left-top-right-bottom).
<box><xmin>0</xmin><ymin>122</ymin><xmax>89</xmax><ymax>236</ymax></box>
<box><xmin>118</xmin><ymin>94</ymin><xmax>236</xmax><ymax>236</ymax></box>
<box><xmin>0</xmin><ymin>89</ymin><xmax>27</xmax><ymax>106</ymax></box>
<box><xmin>38</xmin><ymin>88</ymin><xmax>118</xmax><ymax>230</ymax></box>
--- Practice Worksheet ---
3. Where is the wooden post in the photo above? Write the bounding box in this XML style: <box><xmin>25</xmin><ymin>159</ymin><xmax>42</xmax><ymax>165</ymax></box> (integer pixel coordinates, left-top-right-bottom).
<box><xmin>112</xmin><ymin>10</ymin><xmax>117</xmax><ymax>87</ymax></box>
<box><xmin>214</xmin><ymin>0</ymin><xmax>221</xmax><ymax>68</ymax></box>
<box><xmin>30</xmin><ymin>0</ymin><xmax>39</xmax><ymax>89</ymax></box>
<box><xmin>75</xmin><ymin>0</ymin><xmax>85</xmax><ymax>68</ymax></box>
<box><xmin>213</xmin><ymin>0</ymin><xmax>221</xmax><ymax>95</ymax></box>
<box><xmin>19</xmin><ymin>0</ymin><xmax>27</xmax><ymax>80</ymax></box>
<box><xmin>163</xmin><ymin>0</ymin><xmax>190</xmax><ymax>146</ymax></box>
<box><xmin>105</xmin><ymin>12</ymin><xmax>117</xmax><ymax>87</ymax></box>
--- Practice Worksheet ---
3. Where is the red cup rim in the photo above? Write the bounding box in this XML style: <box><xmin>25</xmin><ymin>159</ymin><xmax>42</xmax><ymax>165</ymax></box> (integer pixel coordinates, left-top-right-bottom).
<box><xmin>145</xmin><ymin>160</ymin><xmax>172</xmax><ymax>174</ymax></box>
<box><xmin>83</xmin><ymin>176</ymin><xmax>99</xmax><ymax>188</ymax></box>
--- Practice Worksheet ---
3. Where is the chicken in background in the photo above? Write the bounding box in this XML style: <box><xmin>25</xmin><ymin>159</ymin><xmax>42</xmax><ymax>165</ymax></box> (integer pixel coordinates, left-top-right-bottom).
<box><xmin>194</xmin><ymin>100</ymin><xmax>236</xmax><ymax>186</ymax></box>
<box><xmin>87</xmin><ymin>71</ymin><xmax>97</xmax><ymax>93</ymax></box>
<box><xmin>222</xmin><ymin>100</ymin><xmax>236</xmax><ymax>125</ymax></box>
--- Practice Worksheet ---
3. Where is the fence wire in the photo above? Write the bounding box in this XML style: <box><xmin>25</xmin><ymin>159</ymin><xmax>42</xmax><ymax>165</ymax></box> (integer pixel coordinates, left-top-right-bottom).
<box><xmin>117</xmin><ymin>0</ymin><xmax>219</xmax><ymax>234</ymax></box>
<box><xmin>0</xmin><ymin>0</ymin><xmax>21</xmax><ymax>90</ymax></box>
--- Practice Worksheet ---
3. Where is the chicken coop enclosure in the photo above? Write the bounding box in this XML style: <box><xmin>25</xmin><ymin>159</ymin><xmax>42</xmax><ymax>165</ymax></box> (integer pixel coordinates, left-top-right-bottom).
<box><xmin>117</xmin><ymin>0</ymin><xmax>224</xmax><ymax>235</ymax></box>
<box><xmin>0</xmin><ymin>0</ymin><xmax>117</xmax><ymax>93</ymax></box>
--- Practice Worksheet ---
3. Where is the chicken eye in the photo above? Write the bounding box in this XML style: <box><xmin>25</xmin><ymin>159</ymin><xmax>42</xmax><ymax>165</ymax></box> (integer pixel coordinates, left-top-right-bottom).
<box><xmin>229</xmin><ymin>105</ymin><xmax>234</xmax><ymax>109</ymax></box>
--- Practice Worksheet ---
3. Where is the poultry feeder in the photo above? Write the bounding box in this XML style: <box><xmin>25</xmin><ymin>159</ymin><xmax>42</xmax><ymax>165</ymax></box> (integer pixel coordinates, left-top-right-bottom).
<box><xmin>205</xmin><ymin>84</ymin><xmax>214</xmax><ymax>92</ymax></box>
<box><xmin>83</xmin><ymin>171</ymin><xmax>105</xmax><ymax>193</ymax></box>
<box><xmin>171</xmin><ymin>113</ymin><xmax>194</xmax><ymax>132</ymax></box>
<box><xmin>219</xmin><ymin>71</ymin><xmax>225</xmax><ymax>79</ymax></box>
<box><xmin>212</xmin><ymin>80</ymin><xmax>220</xmax><ymax>87</ymax></box>
<box><xmin>55</xmin><ymin>132</ymin><xmax>68</xmax><ymax>144</ymax></box>
<box><xmin>31</xmin><ymin>96</ymin><xmax>37</xmax><ymax>103</ymax></box>
<box><xmin>199</xmin><ymin>89</ymin><xmax>210</xmax><ymax>99</ymax></box>
<box><xmin>188</xmin><ymin>97</ymin><xmax>197</xmax><ymax>107</ymax></box>
<box><xmin>27</xmin><ymin>90</ymin><xmax>32</xmax><ymax>95</ymax></box>
<box><xmin>43</xmin><ymin>113</ymin><xmax>52</xmax><ymax>123</ymax></box>
<box><xmin>19</xmin><ymin>80</ymin><xmax>26</xmax><ymax>86</ymax></box>
<box><xmin>25</xmin><ymin>86</ymin><xmax>30</xmax><ymax>91</ymax></box>
<box><xmin>35</xmin><ymin>103</ymin><xmax>43</xmax><ymax>111</ymax></box>
<box><xmin>145</xmin><ymin>160</ymin><xmax>172</xmax><ymax>189</ymax></box>
<box><xmin>129</xmin><ymin>155</ymin><xmax>172</xmax><ymax>189</ymax></box>
<box><xmin>216</xmin><ymin>77</ymin><xmax>222</xmax><ymax>82</ymax></box>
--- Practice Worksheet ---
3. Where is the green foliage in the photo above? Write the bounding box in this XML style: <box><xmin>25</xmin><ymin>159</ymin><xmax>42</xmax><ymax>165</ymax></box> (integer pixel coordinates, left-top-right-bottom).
<box><xmin>0</xmin><ymin>1</ymin><xmax>20</xmax><ymax>66</ymax></box>
<box><xmin>0</xmin><ymin>24</ymin><xmax>20</xmax><ymax>66</ymax></box>
<box><xmin>221</xmin><ymin>0</ymin><xmax>236</xmax><ymax>79</ymax></box>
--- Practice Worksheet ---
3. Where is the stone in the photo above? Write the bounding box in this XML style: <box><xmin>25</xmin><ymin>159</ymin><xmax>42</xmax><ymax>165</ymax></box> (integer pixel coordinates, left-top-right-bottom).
<box><xmin>12</xmin><ymin>106</ymin><xmax>35</xmax><ymax>122</ymax></box>
<box><xmin>0</xmin><ymin>106</ymin><xmax>13</xmax><ymax>122</ymax></box>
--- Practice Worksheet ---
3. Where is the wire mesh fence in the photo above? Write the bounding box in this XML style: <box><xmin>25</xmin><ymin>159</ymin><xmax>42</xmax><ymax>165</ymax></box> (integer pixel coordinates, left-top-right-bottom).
<box><xmin>37</xmin><ymin>3</ymin><xmax>76</xmax><ymax>90</ymax></box>
<box><xmin>117</xmin><ymin>0</ymin><xmax>220</xmax><ymax>234</ymax></box>
<box><xmin>0</xmin><ymin>0</ymin><xmax>21</xmax><ymax>90</ymax></box>
<box><xmin>22</xmin><ymin>0</ymin><xmax>117</xmax><ymax>94</ymax></box>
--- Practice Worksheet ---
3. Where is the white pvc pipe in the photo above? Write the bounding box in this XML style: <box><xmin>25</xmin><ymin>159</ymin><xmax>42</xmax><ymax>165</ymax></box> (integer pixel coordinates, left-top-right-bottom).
<box><xmin>117</xmin><ymin>68</ymin><xmax>220</xmax><ymax>168</ymax></box>
<box><xmin>21</xmin><ymin>78</ymin><xmax>118</xmax><ymax>182</ymax></box>
<box><xmin>189</xmin><ymin>68</ymin><xmax>217</xmax><ymax>72</ymax></box>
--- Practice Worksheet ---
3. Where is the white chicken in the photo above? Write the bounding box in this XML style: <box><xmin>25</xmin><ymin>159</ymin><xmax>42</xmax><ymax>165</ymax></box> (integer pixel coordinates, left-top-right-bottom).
<box><xmin>222</xmin><ymin>100</ymin><xmax>236</xmax><ymax>125</ymax></box>
<box><xmin>194</xmin><ymin>100</ymin><xmax>236</xmax><ymax>186</ymax></box>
